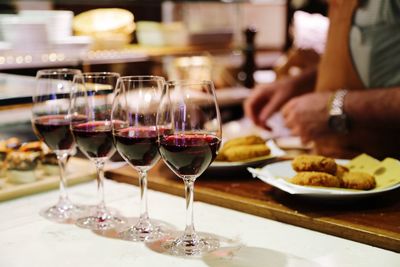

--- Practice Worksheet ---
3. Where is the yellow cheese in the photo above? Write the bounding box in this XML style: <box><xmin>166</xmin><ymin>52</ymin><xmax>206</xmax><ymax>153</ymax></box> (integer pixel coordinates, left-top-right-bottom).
<box><xmin>346</xmin><ymin>154</ymin><xmax>400</xmax><ymax>189</ymax></box>
<box><xmin>346</xmin><ymin>153</ymin><xmax>380</xmax><ymax>174</ymax></box>
<box><xmin>372</xmin><ymin>158</ymin><xmax>400</xmax><ymax>188</ymax></box>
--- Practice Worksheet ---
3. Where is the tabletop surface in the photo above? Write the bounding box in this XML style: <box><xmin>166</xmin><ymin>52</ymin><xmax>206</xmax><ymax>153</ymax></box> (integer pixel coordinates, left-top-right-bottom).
<box><xmin>0</xmin><ymin>178</ymin><xmax>399</xmax><ymax>267</ymax></box>
<box><xmin>108</xmin><ymin>162</ymin><xmax>400</xmax><ymax>253</ymax></box>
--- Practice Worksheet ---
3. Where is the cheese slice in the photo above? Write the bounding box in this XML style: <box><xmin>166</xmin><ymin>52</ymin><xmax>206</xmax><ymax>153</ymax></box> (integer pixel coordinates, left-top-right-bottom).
<box><xmin>372</xmin><ymin>158</ymin><xmax>400</xmax><ymax>188</ymax></box>
<box><xmin>346</xmin><ymin>153</ymin><xmax>380</xmax><ymax>174</ymax></box>
<box><xmin>346</xmin><ymin>154</ymin><xmax>400</xmax><ymax>189</ymax></box>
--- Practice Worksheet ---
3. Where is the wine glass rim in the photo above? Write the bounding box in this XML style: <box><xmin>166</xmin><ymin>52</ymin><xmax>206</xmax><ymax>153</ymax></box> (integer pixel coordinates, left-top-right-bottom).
<box><xmin>76</xmin><ymin>72</ymin><xmax>121</xmax><ymax>78</ymax></box>
<box><xmin>118</xmin><ymin>75</ymin><xmax>165</xmax><ymax>82</ymax></box>
<box><xmin>167</xmin><ymin>80</ymin><xmax>213</xmax><ymax>86</ymax></box>
<box><xmin>37</xmin><ymin>68</ymin><xmax>82</xmax><ymax>75</ymax></box>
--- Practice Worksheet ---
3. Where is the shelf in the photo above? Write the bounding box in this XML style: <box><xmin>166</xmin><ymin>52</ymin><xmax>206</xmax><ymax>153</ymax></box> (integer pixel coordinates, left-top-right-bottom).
<box><xmin>0</xmin><ymin>48</ymin><xmax>148</xmax><ymax>70</ymax></box>
<box><xmin>0</xmin><ymin>43</ymin><xmax>236</xmax><ymax>70</ymax></box>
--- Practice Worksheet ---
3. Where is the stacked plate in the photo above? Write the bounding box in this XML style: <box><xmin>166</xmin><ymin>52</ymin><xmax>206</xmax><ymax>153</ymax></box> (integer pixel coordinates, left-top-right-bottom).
<box><xmin>0</xmin><ymin>10</ymin><xmax>91</xmax><ymax>54</ymax></box>
<box><xmin>0</xmin><ymin>14</ymin><xmax>48</xmax><ymax>50</ymax></box>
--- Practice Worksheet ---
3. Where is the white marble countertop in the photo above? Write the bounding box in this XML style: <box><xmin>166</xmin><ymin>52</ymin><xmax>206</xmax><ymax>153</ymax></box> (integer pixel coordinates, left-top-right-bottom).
<box><xmin>0</xmin><ymin>179</ymin><xmax>399</xmax><ymax>267</ymax></box>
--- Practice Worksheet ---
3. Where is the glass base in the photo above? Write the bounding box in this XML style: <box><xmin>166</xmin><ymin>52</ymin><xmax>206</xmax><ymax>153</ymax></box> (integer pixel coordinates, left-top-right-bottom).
<box><xmin>119</xmin><ymin>218</ymin><xmax>166</xmax><ymax>242</ymax></box>
<box><xmin>40</xmin><ymin>198</ymin><xmax>86</xmax><ymax>224</ymax></box>
<box><xmin>75</xmin><ymin>206</ymin><xmax>124</xmax><ymax>230</ymax></box>
<box><xmin>161</xmin><ymin>232</ymin><xmax>220</xmax><ymax>256</ymax></box>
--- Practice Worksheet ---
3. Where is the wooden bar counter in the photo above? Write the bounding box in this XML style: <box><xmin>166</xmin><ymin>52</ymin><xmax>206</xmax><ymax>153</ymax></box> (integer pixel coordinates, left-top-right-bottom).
<box><xmin>107</xmin><ymin>160</ymin><xmax>400</xmax><ymax>253</ymax></box>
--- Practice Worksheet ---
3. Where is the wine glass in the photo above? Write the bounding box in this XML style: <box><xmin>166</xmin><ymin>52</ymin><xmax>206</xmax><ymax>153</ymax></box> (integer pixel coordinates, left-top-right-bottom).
<box><xmin>32</xmin><ymin>68</ymin><xmax>84</xmax><ymax>223</ymax></box>
<box><xmin>157</xmin><ymin>80</ymin><xmax>222</xmax><ymax>256</ymax></box>
<box><xmin>112</xmin><ymin>75</ymin><xmax>168</xmax><ymax>241</ymax></box>
<box><xmin>70</xmin><ymin>72</ymin><xmax>124</xmax><ymax>230</ymax></box>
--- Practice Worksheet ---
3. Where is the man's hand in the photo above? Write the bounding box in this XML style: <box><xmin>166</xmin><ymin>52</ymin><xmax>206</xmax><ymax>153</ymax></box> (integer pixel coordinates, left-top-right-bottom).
<box><xmin>281</xmin><ymin>92</ymin><xmax>332</xmax><ymax>143</ymax></box>
<box><xmin>243</xmin><ymin>67</ymin><xmax>317</xmax><ymax>129</ymax></box>
<box><xmin>243</xmin><ymin>79</ymin><xmax>297</xmax><ymax>129</ymax></box>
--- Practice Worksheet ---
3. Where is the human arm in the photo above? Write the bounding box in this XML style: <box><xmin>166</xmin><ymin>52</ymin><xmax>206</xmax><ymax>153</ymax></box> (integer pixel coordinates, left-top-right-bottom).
<box><xmin>243</xmin><ymin>66</ymin><xmax>317</xmax><ymax>129</ymax></box>
<box><xmin>281</xmin><ymin>87</ymin><xmax>400</xmax><ymax>144</ymax></box>
<box><xmin>344</xmin><ymin>88</ymin><xmax>400</xmax><ymax>128</ymax></box>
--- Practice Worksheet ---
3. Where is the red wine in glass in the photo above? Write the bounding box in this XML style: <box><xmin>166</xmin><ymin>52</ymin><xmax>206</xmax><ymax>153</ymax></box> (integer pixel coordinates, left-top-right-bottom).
<box><xmin>111</xmin><ymin>75</ymin><xmax>168</xmax><ymax>241</ymax></box>
<box><xmin>156</xmin><ymin>80</ymin><xmax>222</xmax><ymax>256</ymax></box>
<box><xmin>159</xmin><ymin>134</ymin><xmax>221</xmax><ymax>177</ymax></box>
<box><xmin>114</xmin><ymin>127</ymin><xmax>160</xmax><ymax>167</ymax></box>
<box><xmin>32</xmin><ymin>68</ymin><xmax>84</xmax><ymax>223</ymax></box>
<box><xmin>72</xmin><ymin>121</ymin><xmax>116</xmax><ymax>159</ymax></box>
<box><xmin>33</xmin><ymin>115</ymin><xmax>74</xmax><ymax>151</ymax></box>
<box><xmin>71</xmin><ymin>72</ymin><xmax>123</xmax><ymax>231</ymax></box>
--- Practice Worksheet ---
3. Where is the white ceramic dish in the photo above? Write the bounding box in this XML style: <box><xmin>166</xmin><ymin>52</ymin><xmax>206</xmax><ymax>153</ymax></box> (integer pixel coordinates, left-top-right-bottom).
<box><xmin>19</xmin><ymin>10</ymin><xmax>74</xmax><ymax>41</ymax></box>
<box><xmin>51</xmin><ymin>36</ymin><xmax>92</xmax><ymax>54</ymax></box>
<box><xmin>0</xmin><ymin>16</ymin><xmax>48</xmax><ymax>49</ymax></box>
<box><xmin>248</xmin><ymin>160</ymin><xmax>400</xmax><ymax>199</ymax></box>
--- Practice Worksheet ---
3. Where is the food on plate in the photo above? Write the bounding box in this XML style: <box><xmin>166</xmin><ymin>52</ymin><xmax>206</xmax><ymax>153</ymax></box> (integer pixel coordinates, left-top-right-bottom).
<box><xmin>26</xmin><ymin>141</ymin><xmax>60</xmax><ymax>176</ymax></box>
<box><xmin>347</xmin><ymin>153</ymin><xmax>380</xmax><ymax>174</ymax></box>
<box><xmin>6</xmin><ymin>151</ymin><xmax>41</xmax><ymax>184</ymax></box>
<box><xmin>223</xmin><ymin>144</ymin><xmax>270</xmax><ymax>162</ymax></box>
<box><xmin>19</xmin><ymin>141</ymin><xmax>43</xmax><ymax>152</ymax></box>
<box><xmin>215</xmin><ymin>135</ymin><xmax>270</xmax><ymax>162</ymax></box>
<box><xmin>0</xmin><ymin>138</ymin><xmax>66</xmax><ymax>183</ymax></box>
<box><xmin>0</xmin><ymin>137</ymin><xmax>22</xmax><ymax>159</ymax></box>
<box><xmin>341</xmin><ymin>171</ymin><xmax>376</xmax><ymax>190</ymax></box>
<box><xmin>0</xmin><ymin>147</ymin><xmax>8</xmax><ymax>178</ymax></box>
<box><xmin>290</xmin><ymin>171</ymin><xmax>341</xmax><ymax>188</ymax></box>
<box><xmin>3</xmin><ymin>137</ymin><xmax>22</xmax><ymax>150</ymax></box>
<box><xmin>215</xmin><ymin>151</ymin><xmax>227</xmax><ymax>161</ymax></box>
<box><xmin>291</xmin><ymin>155</ymin><xmax>337</xmax><ymax>175</ymax></box>
<box><xmin>289</xmin><ymin>154</ymin><xmax>377</xmax><ymax>190</ymax></box>
<box><xmin>371</xmin><ymin>158</ymin><xmax>400</xmax><ymax>188</ymax></box>
<box><xmin>222</xmin><ymin>135</ymin><xmax>265</xmax><ymax>151</ymax></box>
<box><xmin>0</xmin><ymin>138</ymin><xmax>22</xmax><ymax>177</ymax></box>
<box><xmin>335</xmin><ymin>164</ymin><xmax>349</xmax><ymax>179</ymax></box>
<box><xmin>0</xmin><ymin>144</ymin><xmax>9</xmax><ymax>161</ymax></box>
<box><xmin>41</xmin><ymin>152</ymin><xmax>59</xmax><ymax>176</ymax></box>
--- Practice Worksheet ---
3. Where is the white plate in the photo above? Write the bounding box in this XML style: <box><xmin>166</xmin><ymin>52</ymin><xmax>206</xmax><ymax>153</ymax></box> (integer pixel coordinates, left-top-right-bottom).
<box><xmin>208</xmin><ymin>140</ymin><xmax>286</xmax><ymax>172</ymax></box>
<box><xmin>51</xmin><ymin>36</ymin><xmax>92</xmax><ymax>52</ymax></box>
<box><xmin>248</xmin><ymin>160</ymin><xmax>400</xmax><ymax>199</ymax></box>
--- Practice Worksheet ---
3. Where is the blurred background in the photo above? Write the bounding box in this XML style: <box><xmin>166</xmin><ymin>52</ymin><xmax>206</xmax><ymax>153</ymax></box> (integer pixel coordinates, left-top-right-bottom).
<box><xmin>0</xmin><ymin>0</ymin><xmax>328</xmax><ymax>141</ymax></box>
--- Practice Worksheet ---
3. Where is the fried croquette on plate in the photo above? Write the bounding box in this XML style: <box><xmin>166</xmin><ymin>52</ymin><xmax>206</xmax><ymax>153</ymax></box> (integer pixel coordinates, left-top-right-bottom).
<box><xmin>292</xmin><ymin>155</ymin><xmax>337</xmax><ymax>175</ymax></box>
<box><xmin>335</xmin><ymin>164</ymin><xmax>349</xmax><ymax>179</ymax></box>
<box><xmin>215</xmin><ymin>152</ymin><xmax>227</xmax><ymax>161</ymax></box>
<box><xmin>223</xmin><ymin>144</ymin><xmax>270</xmax><ymax>162</ymax></box>
<box><xmin>290</xmin><ymin>171</ymin><xmax>342</xmax><ymax>188</ymax></box>
<box><xmin>216</xmin><ymin>135</ymin><xmax>267</xmax><ymax>162</ymax></box>
<box><xmin>222</xmin><ymin>135</ymin><xmax>265</xmax><ymax>151</ymax></box>
<box><xmin>341</xmin><ymin>171</ymin><xmax>376</xmax><ymax>190</ymax></box>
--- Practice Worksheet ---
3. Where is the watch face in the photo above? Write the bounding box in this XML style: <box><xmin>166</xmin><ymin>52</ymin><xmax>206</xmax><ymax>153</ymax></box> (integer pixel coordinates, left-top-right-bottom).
<box><xmin>328</xmin><ymin>114</ymin><xmax>350</xmax><ymax>134</ymax></box>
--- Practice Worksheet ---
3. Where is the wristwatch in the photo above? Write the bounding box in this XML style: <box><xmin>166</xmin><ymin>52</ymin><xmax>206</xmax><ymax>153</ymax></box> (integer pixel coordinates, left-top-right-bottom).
<box><xmin>328</xmin><ymin>89</ymin><xmax>351</xmax><ymax>134</ymax></box>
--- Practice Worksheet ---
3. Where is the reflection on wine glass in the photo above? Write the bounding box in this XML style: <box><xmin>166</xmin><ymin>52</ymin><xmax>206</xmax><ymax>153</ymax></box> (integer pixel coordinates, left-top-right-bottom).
<box><xmin>112</xmin><ymin>75</ymin><xmax>169</xmax><ymax>241</ymax></box>
<box><xmin>157</xmin><ymin>80</ymin><xmax>222</xmax><ymax>256</ymax></box>
<box><xmin>71</xmin><ymin>72</ymin><xmax>124</xmax><ymax>230</ymax></box>
<box><xmin>32</xmin><ymin>68</ymin><xmax>85</xmax><ymax>223</ymax></box>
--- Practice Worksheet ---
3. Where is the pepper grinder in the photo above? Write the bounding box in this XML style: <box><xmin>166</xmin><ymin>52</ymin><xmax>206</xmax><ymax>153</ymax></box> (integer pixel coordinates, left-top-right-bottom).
<box><xmin>238</xmin><ymin>27</ymin><xmax>257</xmax><ymax>88</ymax></box>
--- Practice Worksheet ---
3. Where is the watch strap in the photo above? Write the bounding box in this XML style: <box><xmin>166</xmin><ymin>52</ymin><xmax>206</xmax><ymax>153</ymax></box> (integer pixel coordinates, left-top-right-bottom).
<box><xmin>329</xmin><ymin>89</ymin><xmax>348</xmax><ymax>116</ymax></box>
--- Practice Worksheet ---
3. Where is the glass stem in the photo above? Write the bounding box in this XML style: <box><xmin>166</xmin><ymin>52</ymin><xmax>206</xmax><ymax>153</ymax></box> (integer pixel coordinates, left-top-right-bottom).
<box><xmin>138</xmin><ymin>170</ymin><xmax>149</xmax><ymax>222</ymax></box>
<box><xmin>94</xmin><ymin>160</ymin><xmax>106</xmax><ymax>210</ymax></box>
<box><xmin>56</xmin><ymin>153</ymin><xmax>69</xmax><ymax>202</ymax></box>
<box><xmin>183</xmin><ymin>180</ymin><xmax>196</xmax><ymax>237</ymax></box>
